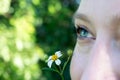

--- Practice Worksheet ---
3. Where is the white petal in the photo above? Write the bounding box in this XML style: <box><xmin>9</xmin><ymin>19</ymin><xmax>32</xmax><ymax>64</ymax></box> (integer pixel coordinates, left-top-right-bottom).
<box><xmin>55</xmin><ymin>51</ymin><xmax>62</xmax><ymax>58</ymax></box>
<box><xmin>46</xmin><ymin>56</ymin><xmax>52</xmax><ymax>62</ymax></box>
<box><xmin>47</xmin><ymin>60</ymin><xmax>53</xmax><ymax>68</ymax></box>
<box><xmin>55</xmin><ymin>59</ymin><xmax>61</xmax><ymax>66</ymax></box>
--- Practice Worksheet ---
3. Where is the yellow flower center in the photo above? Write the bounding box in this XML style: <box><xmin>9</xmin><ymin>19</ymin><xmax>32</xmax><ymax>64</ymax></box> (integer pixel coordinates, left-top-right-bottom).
<box><xmin>51</xmin><ymin>54</ymin><xmax>58</xmax><ymax>61</ymax></box>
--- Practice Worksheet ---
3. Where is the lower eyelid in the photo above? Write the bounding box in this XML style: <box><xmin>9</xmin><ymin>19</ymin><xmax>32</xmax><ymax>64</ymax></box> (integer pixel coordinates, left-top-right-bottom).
<box><xmin>76</xmin><ymin>36</ymin><xmax>96</xmax><ymax>46</ymax></box>
<box><xmin>78</xmin><ymin>36</ymin><xmax>94</xmax><ymax>40</ymax></box>
<box><xmin>77</xmin><ymin>37</ymin><xmax>95</xmax><ymax>45</ymax></box>
<box><xmin>77</xmin><ymin>38</ymin><xmax>91</xmax><ymax>45</ymax></box>
<box><xmin>77</xmin><ymin>32</ymin><xmax>95</xmax><ymax>39</ymax></box>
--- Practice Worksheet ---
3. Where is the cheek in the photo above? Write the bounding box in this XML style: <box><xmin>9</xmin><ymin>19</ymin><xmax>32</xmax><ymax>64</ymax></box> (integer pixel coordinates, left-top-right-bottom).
<box><xmin>70</xmin><ymin>53</ymin><xmax>83</xmax><ymax>80</ymax></box>
<box><xmin>70</xmin><ymin>43</ymin><xmax>90</xmax><ymax>80</ymax></box>
<box><xmin>112</xmin><ymin>53</ymin><xmax>120</xmax><ymax>77</ymax></box>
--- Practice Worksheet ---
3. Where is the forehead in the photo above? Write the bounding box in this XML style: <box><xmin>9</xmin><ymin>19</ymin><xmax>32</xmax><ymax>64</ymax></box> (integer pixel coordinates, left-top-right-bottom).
<box><xmin>74</xmin><ymin>0</ymin><xmax>120</xmax><ymax>31</ymax></box>
<box><xmin>76</xmin><ymin>0</ymin><xmax>120</xmax><ymax>21</ymax></box>
<box><xmin>78</xmin><ymin>0</ymin><xmax>120</xmax><ymax>12</ymax></box>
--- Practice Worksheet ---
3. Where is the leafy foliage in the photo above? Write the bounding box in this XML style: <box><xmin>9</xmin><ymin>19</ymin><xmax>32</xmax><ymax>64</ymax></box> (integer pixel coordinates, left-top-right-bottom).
<box><xmin>0</xmin><ymin>0</ymin><xmax>78</xmax><ymax>80</ymax></box>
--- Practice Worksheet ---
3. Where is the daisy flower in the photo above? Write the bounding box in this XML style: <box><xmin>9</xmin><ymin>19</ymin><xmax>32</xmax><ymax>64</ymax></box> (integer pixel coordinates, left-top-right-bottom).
<box><xmin>47</xmin><ymin>51</ymin><xmax>62</xmax><ymax>68</ymax></box>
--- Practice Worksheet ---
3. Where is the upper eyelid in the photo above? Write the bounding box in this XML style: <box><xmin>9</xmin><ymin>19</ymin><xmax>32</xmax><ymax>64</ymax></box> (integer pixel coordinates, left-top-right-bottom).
<box><xmin>73</xmin><ymin>13</ymin><xmax>96</xmax><ymax>38</ymax></box>
<box><xmin>73</xmin><ymin>13</ymin><xmax>97</xmax><ymax>40</ymax></box>
<box><xmin>73</xmin><ymin>13</ymin><xmax>91</xmax><ymax>24</ymax></box>
<box><xmin>76</xmin><ymin>25</ymin><xmax>90</xmax><ymax>33</ymax></box>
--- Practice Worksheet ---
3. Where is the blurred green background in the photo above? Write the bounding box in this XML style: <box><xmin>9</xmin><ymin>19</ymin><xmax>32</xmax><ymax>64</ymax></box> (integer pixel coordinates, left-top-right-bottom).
<box><xmin>0</xmin><ymin>0</ymin><xmax>78</xmax><ymax>80</ymax></box>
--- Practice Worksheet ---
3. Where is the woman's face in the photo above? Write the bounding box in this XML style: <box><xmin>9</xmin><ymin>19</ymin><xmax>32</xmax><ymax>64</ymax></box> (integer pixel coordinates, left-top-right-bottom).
<box><xmin>70</xmin><ymin>0</ymin><xmax>120</xmax><ymax>80</ymax></box>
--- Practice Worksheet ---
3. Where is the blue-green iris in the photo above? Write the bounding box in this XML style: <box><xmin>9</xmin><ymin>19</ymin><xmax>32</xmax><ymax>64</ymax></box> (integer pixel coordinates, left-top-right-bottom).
<box><xmin>79</xmin><ymin>28</ymin><xmax>88</xmax><ymax>37</ymax></box>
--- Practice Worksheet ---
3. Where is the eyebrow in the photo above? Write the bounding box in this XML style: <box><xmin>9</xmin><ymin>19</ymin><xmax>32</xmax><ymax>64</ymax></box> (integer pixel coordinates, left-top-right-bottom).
<box><xmin>73</xmin><ymin>13</ymin><xmax>91</xmax><ymax>23</ymax></box>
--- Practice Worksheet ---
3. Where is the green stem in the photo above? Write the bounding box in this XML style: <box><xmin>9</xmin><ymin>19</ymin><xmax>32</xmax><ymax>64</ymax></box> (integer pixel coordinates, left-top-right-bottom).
<box><xmin>59</xmin><ymin>66</ymin><xmax>62</xmax><ymax>72</ymax></box>
<box><xmin>61</xmin><ymin>56</ymin><xmax>71</xmax><ymax>75</ymax></box>
<box><xmin>59</xmin><ymin>66</ymin><xmax>64</xmax><ymax>80</ymax></box>
<box><xmin>54</xmin><ymin>65</ymin><xmax>64</xmax><ymax>80</ymax></box>
<box><xmin>60</xmin><ymin>73</ymin><xmax>64</xmax><ymax>80</ymax></box>
<box><xmin>59</xmin><ymin>56</ymin><xmax>71</xmax><ymax>80</ymax></box>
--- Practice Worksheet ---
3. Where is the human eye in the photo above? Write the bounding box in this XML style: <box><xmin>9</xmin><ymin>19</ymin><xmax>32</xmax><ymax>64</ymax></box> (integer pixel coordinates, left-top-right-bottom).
<box><xmin>76</xmin><ymin>25</ymin><xmax>95</xmax><ymax>40</ymax></box>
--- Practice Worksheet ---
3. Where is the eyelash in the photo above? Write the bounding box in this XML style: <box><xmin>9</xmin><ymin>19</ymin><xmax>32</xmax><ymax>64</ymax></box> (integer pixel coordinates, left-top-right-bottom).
<box><xmin>76</xmin><ymin>25</ymin><xmax>95</xmax><ymax>40</ymax></box>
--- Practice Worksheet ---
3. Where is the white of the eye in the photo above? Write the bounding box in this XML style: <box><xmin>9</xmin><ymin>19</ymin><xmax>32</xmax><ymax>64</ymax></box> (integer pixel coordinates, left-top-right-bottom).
<box><xmin>87</xmin><ymin>33</ymin><xmax>93</xmax><ymax>38</ymax></box>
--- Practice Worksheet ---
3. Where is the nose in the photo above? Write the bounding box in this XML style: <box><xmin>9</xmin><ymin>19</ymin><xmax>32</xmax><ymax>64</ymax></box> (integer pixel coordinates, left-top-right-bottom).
<box><xmin>81</xmin><ymin>39</ymin><xmax>117</xmax><ymax>80</ymax></box>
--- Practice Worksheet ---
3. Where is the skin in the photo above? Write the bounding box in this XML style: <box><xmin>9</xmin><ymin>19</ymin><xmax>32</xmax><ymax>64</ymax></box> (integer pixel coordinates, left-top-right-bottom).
<box><xmin>70</xmin><ymin>0</ymin><xmax>120</xmax><ymax>80</ymax></box>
